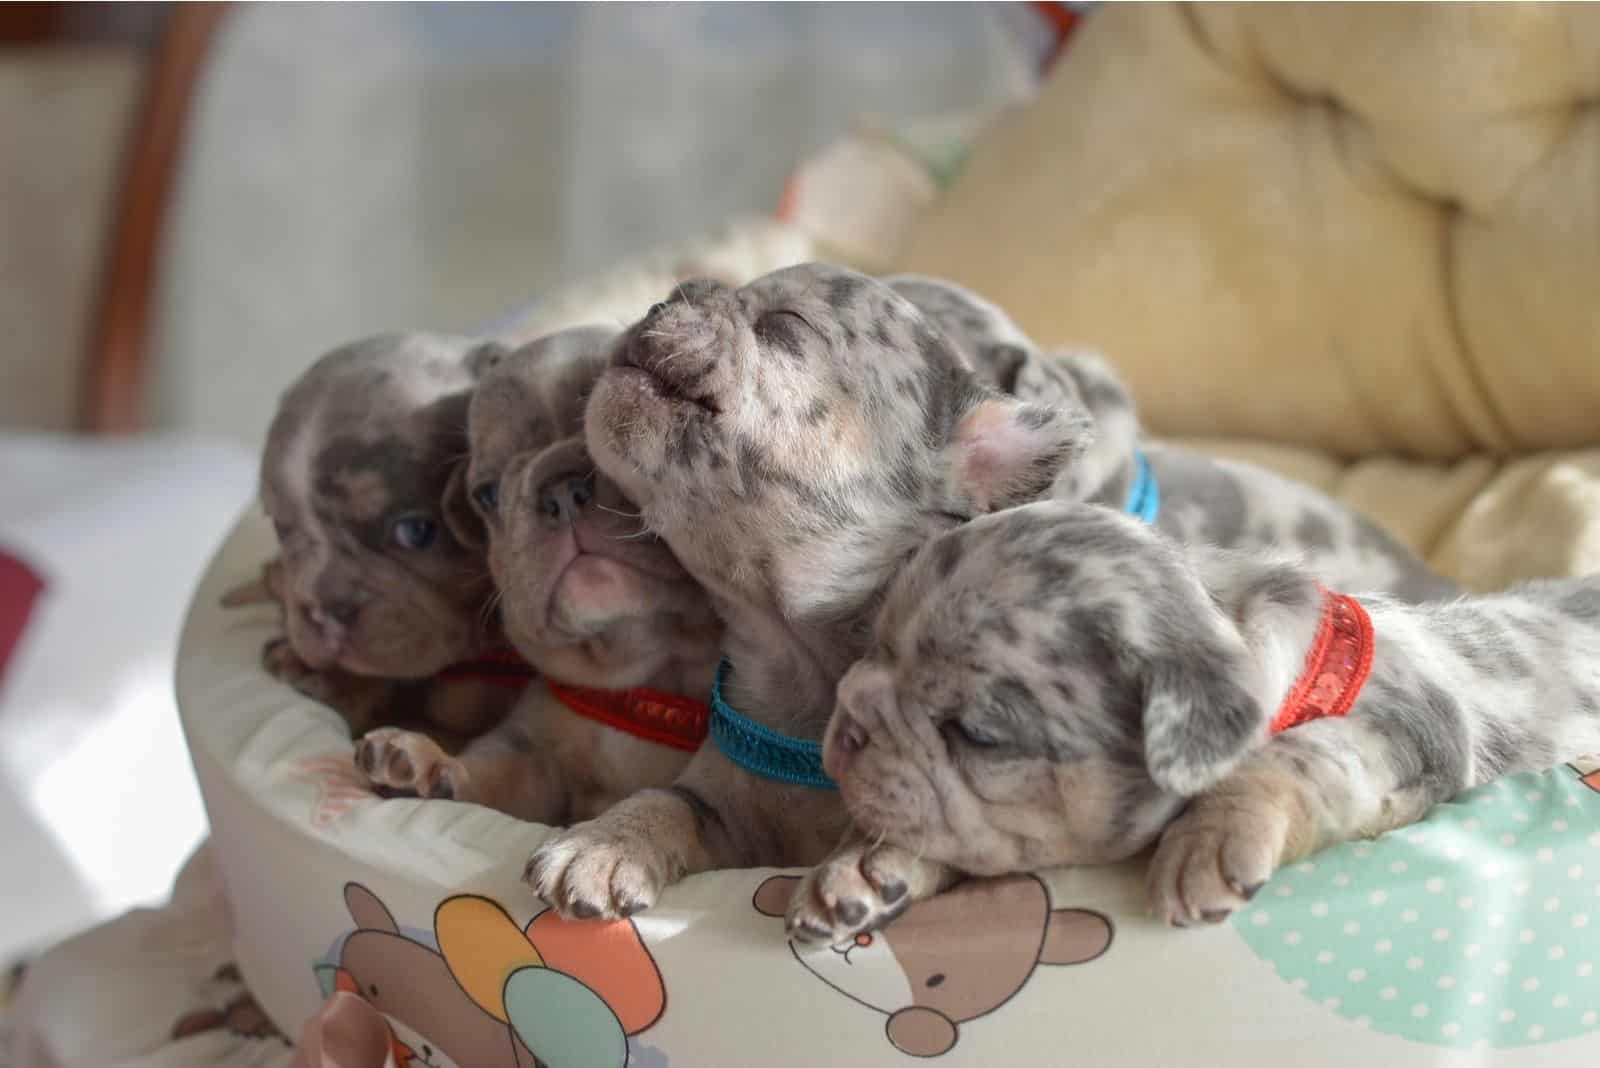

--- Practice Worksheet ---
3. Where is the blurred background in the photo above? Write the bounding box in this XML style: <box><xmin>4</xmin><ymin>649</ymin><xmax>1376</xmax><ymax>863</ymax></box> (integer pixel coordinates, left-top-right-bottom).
<box><xmin>0</xmin><ymin>1</ymin><xmax>1050</xmax><ymax>967</ymax></box>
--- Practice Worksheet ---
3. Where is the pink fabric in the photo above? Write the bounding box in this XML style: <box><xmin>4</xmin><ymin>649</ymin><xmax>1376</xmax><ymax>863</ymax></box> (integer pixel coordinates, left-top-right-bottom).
<box><xmin>291</xmin><ymin>992</ymin><xmax>402</xmax><ymax>1068</ymax></box>
<box><xmin>0</xmin><ymin>547</ymin><xmax>44</xmax><ymax>686</ymax></box>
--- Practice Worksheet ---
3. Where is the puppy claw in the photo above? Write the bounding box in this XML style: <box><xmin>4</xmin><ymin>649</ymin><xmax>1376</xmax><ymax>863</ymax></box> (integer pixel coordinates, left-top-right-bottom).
<box><xmin>1148</xmin><ymin>801</ymin><xmax>1285</xmax><ymax>929</ymax></box>
<box><xmin>834</xmin><ymin>898</ymin><xmax>868</xmax><ymax>926</ymax></box>
<box><xmin>354</xmin><ymin>728</ymin><xmax>468</xmax><ymax>801</ymax></box>
<box><xmin>525</xmin><ymin>823</ymin><xmax>671</xmax><ymax>921</ymax></box>
<box><xmin>786</xmin><ymin>842</ymin><xmax>950</xmax><ymax>945</ymax></box>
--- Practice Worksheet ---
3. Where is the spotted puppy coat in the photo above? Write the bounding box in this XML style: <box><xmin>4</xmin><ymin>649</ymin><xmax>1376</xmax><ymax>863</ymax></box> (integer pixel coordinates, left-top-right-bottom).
<box><xmin>525</xmin><ymin>263</ymin><xmax>1449</xmax><ymax>921</ymax></box>
<box><xmin>525</xmin><ymin>265</ymin><xmax>1136</xmax><ymax>919</ymax></box>
<box><xmin>251</xmin><ymin>332</ymin><xmax>514</xmax><ymax>740</ymax></box>
<box><xmin>889</xmin><ymin>274</ymin><xmax>1456</xmax><ymax>603</ymax></box>
<box><xmin>803</xmin><ymin>501</ymin><xmax>1600</xmax><ymax>940</ymax></box>
<box><xmin>355</xmin><ymin>327</ymin><xmax>723</xmax><ymax>824</ymax></box>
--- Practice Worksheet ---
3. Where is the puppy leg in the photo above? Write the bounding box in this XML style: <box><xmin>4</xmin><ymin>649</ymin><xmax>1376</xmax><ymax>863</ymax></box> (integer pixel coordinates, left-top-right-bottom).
<box><xmin>525</xmin><ymin>747</ymin><xmax>811</xmax><ymax>919</ymax></box>
<box><xmin>525</xmin><ymin>786</ymin><xmax>716</xmax><ymax>919</ymax></box>
<box><xmin>785</xmin><ymin>832</ymin><xmax>960</xmax><ymax>944</ymax></box>
<box><xmin>1148</xmin><ymin>730</ymin><xmax>1434</xmax><ymax>927</ymax></box>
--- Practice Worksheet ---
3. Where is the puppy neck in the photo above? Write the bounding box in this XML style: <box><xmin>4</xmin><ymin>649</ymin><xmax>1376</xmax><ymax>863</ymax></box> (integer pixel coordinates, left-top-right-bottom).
<box><xmin>1196</xmin><ymin>550</ymin><xmax>1326</xmax><ymax>720</ymax></box>
<box><xmin>632</xmin><ymin>607</ymin><xmax>724</xmax><ymax>697</ymax></box>
<box><xmin>714</xmin><ymin>594</ymin><xmax>872</xmax><ymax>741</ymax></box>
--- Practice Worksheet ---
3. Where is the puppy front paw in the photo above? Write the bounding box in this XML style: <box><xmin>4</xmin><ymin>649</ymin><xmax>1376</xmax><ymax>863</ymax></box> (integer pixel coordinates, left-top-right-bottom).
<box><xmin>525</xmin><ymin>823</ymin><xmax>678</xmax><ymax>920</ymax></box>
<box><xmin>1147</xmin><ymin>803</ymin><xmax>1287</xmax><ymax>927</ymax></box>
<box><xmin>786</xmin><ymin>843</ymin><xmax>951</xmax><ymax>945</ymax></box>
<box><xmin>354</xmin><ymin>727</ymin><xmax>468</xmax><ymax>800</ymax></box>
<box><xmin>263</xmin><ymin>638</ymin><xmax>331</xmax><ymax>699</ymax></box>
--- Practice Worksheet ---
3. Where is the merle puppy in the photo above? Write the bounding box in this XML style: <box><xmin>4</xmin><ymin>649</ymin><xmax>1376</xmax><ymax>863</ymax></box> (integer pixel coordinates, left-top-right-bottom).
<box><xmin>890</xmin><ymin>275</ymin><xmax>1456</xmax><ymax>602</ymax></box>
<box><xmin>242</xmin><ymin>332</ymin><xmax>516</xmax><ymax>739</ymax></box>
<box><xmin>807</xmin><ymin>500</ymin><xmax>1600</xmax><ymax>936</ymax></box>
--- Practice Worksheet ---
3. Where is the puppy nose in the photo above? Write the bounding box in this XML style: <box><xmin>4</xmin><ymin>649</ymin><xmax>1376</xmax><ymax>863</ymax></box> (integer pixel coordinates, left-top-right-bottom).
<box><xmin>537</xmin><ymin>472</ymin><xmax>595</xmax><ymax>524</ymax></box>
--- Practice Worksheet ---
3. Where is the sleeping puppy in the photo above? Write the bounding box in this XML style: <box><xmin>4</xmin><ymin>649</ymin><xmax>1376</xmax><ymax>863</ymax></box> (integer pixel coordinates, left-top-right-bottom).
<box><xmin>889</xmin><ymin>274</ymin><xmax>1457</xmax><ymax>602</ymax></box>
<box><xmin>523</xmin><ymin>266</ymin><xmax>1097</xmax><ymax>919</ymax></box>
<box><xmin>805</xmin><ymin>500</ymin><xmax>1600</xmax><ymax>938</ymax></box>
<box><xmin>352</xmin><ymin>327</ymin><xmax>723</xmax><ymax>824</ymax></box>
<box><xmin>248</xmin><ymin>332</ymin><xmax>516</xmax><ymax>740</ymax></box>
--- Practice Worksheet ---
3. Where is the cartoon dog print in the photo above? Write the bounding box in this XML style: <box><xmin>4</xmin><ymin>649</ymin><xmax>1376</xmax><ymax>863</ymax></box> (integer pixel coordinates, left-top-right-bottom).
<box><xmin>317</xmin><ymin>883</ymin><xmax>666</xmax><ymax>1068</ymax></box>
<box><xmin>753</xmin><ymin>874</ymin><xmax>1111</xmax><ymax>1057</ymax></box>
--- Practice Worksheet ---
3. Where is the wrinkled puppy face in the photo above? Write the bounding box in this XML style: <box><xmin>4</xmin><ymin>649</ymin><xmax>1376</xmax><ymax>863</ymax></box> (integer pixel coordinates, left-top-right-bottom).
<box><xmin>261</xmin><ymin>333</ymin><xmax>501</xmax><ymax>678</ymax></box>
<box><xmin>584</xmin><ymin>264</ymin><xmax>1094</xmax><ymax>622</ymax></box>
<box><xmin>454</xmin><ymin>327</ymin><xmax>710</xmax><ymax>688</ymax></box>
<box><xmin>822</xmin><ymin>501</ymin><xmax>1267</xmax><ymax>877</ymax></box>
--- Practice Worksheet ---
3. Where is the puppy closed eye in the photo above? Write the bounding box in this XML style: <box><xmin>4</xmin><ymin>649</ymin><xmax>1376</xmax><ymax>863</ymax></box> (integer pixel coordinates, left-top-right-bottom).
<box><xmin>941</xmin><ymin>719</ymin><xmax>1002</xmax><ymax>750</ymax></box>
<box><xmin>390</xmin><ymin>515</ymin><xmax>438</xmax><ymax>550</ymax></box>
<box><xmin>755</xmin><ymin>309</ymin><xmax>819</xmax><ymax>340</ymax></box>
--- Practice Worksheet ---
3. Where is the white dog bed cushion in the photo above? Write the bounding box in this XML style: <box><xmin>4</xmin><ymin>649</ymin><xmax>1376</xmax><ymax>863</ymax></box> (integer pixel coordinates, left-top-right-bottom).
<box><xmin>179</xmin><ymin>511</ymin><xmax>1600</xmax><ymax>1067</ymax></box>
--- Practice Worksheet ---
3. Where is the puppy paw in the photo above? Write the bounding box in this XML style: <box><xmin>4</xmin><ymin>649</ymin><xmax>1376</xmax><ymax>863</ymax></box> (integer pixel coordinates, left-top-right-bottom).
<box><xmin>1147</xmin><ymin>804</ymin><xmax>1287</xmax><ymax>927</ymax></box>
<box><xmin>786</xmin><ymin>843</ymin><xmax>950</xmax><ymax>945</ymax></box>
<box><xmin>354</xmin><ymin>727</ymin><xmax>468</xmax><ymax>800</ymax></box>
<box><xmin>262</xmin><ymin>639</ymin><xmax>330</xmax><ymax>699</ymax></box>
<box><xmin>525</xmin><ymin>823</ymin><xmax>679</xmax><ymax>920</ymax></box>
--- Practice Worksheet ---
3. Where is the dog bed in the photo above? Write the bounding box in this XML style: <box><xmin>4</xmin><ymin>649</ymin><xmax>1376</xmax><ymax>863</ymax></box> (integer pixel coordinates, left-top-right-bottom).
<box><xmin>178</xmin><ymin>509</ymin><xmax>1600</xmax><ymax>1067</ymax></box>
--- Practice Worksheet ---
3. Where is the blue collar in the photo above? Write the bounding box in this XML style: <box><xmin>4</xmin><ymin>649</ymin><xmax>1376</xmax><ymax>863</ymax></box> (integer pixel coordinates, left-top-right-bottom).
<box><xmin>710</xmin><ymin>660</ymin><xmax>838</xmax><ymax>790</ymax></box>
<box><xmin>1125</xmin><ymin>449</ymin><xmax>1160</xmax><ymax>524</ymax></box>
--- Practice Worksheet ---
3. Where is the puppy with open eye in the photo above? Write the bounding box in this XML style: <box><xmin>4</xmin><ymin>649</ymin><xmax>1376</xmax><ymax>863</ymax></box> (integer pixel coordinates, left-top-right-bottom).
<box><xmin>352</xmin><ymin>327</ymin><xmax>723</xmax><ymax>824</ymax></box>
<box><xmin>803</xmin><ymin>500</ymin><xmax>1600</xmax><ymax>939</ymax></box>
<box><xmin>241</xmin><ymin>332</ymin><xmax>521</xmax><ymax>743</ymax></box>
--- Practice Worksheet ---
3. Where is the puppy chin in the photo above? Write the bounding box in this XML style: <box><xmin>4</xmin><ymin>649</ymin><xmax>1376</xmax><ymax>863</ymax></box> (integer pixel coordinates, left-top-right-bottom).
<box><xmin>552</xmin><ymin>556</ymin><xmax>649</xmax><ymax>631</ymax></box>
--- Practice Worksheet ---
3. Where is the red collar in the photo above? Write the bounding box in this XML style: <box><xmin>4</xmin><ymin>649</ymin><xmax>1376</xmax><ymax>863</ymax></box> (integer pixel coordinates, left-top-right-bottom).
<box><xmin>435</xmin><ymin>648</ymin><xmax>538</xmax><ymax>690</ymax></box>
<box><xmin>1269</xmin><ymin>585</ymin><xmax>1375</xmax><ymax>735</ymax></box>
<box><xmin>546</xmin><ymin>680</ymin><xmax>710</xmax><ymax>753</ymax></box>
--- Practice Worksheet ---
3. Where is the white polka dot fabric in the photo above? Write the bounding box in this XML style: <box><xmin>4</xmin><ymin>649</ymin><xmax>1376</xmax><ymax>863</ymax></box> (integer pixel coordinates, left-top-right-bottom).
<box><xmin>1235</xmin><ymin>765</ymin><xmax>1600</xmax><ymax>1049</ymax></box>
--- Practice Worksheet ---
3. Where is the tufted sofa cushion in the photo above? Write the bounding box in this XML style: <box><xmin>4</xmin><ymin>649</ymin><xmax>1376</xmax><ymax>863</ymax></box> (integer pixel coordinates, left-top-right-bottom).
<box><xmin>899</xmin><ymin>3</ymin><xmax>1600</xmax><ymax>462</ymax></box>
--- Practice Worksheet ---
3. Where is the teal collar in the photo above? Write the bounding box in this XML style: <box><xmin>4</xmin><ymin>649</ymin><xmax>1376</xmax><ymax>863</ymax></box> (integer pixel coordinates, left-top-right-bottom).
<box><xmin>1125</xmin><ymin>449</ymin><xmax>1160</xmax><ymax>524</ymax></box>
<box><xmin>710</xmin><ymin>660</ymin><xmax>837</xmax><ymax>790</ymax></box>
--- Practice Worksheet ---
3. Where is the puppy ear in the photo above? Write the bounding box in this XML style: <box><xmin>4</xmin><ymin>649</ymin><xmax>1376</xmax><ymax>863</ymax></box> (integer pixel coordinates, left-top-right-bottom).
<box><xmin>973</xmin><ymin>343</ymin><xmax>1032</xmax><ymax>394</ymax></box>
<box><xmin>465</xmin><ymin>340</ymin><xmax>511</xmax><ymax>379</ymax></box>
<box><xmin>1141</xmin><ymin>652</ymin><xmax>1268</xmax><ymax>797</ymax></box>
<box><xmin>942</xmin><ymin>394</ymin><xmax>1094</xmax><ymax>515</ymax></box>
<box><xmin>441</xmin><ymin>463</ymin><xmax>485</xmax><ymax>551</ymax></box>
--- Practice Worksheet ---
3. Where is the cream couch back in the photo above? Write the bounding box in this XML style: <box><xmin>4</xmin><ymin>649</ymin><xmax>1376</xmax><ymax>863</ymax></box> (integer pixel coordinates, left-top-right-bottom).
<box><xmin>899</xmin><ymin>2</ymin><xmax>1600</xmax><ymax>587</ymax></box>
<box><xmin>902</xmin><ymin>3</ymin><xmax>1599</xmax><ymax>459</ymax></box>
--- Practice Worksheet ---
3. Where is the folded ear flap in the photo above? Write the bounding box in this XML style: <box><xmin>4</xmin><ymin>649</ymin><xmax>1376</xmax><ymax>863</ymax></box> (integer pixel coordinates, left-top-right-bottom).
<box><xmin>943</xmin><ymin>394</ymin><xmax>1094</xmax><ymax>515</ymax></box>
<box><xmin>442</xmin><ymin>463</ymin><xmax>485</xmax><ymax>551</ymax></box>
<box><xmin>973</xmin><ymin>343</ymin><xmax>1032</xmax><ymax>394</ymax></box>
<box><xmin>1141</xmin><ymin>651</ymin><xmax>1268</xmax><ymax>797</ymax></box>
